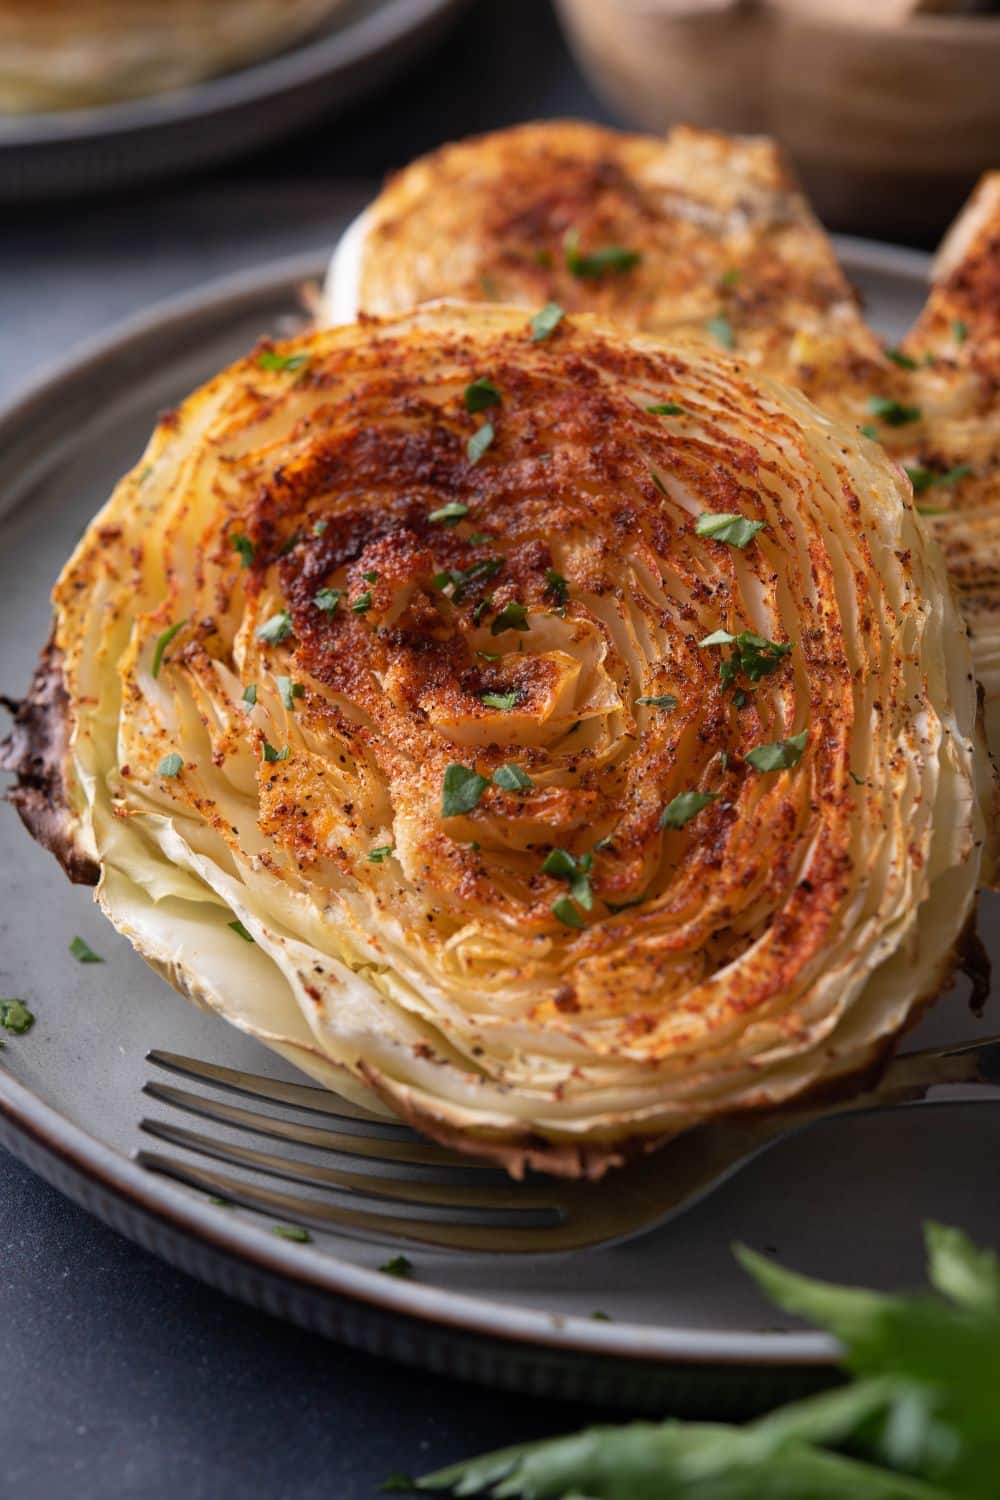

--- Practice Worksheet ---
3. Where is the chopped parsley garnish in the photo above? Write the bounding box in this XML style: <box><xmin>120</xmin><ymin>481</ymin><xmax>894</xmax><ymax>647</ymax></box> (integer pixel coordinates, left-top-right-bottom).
<box><xmin>867</xmin><ymin>395</ymin><xmax>922</xmax><ymax>427</ymax></box>
<box><xmin>467</xmin><ymin>422</ymin><xmax>495</xmax><ymax>466</ymax></box>
<box><xmin>231</xmin><ymin>531</ymin><xmax>255</xmax><ymax>568</ymax></box>
<box><xmin>441</xmin><ymin>764</ymin><xmax>489</xmax><ymax>817</ymax></box>
<box><xmin>464</xmin><ymin>378</ymin><xmax>501</xmax><ymax>413</ymax></box>
<box><xmin>849</xmin><ymin>769</ymin><xmax>866</xmax><ymax>786</ymax></box>
<box><xmin>257</xmin><ymin>350</ymin><xmax>308</xmax><ymax>373</ymax></box>
<box><xmin>278</xmin><ymin>531</ymin><xmax>302</xmax><ymax>557</ymax></box>
<box><xmin>707</xmin><ymin>314</ymin><xmax>735</xmax><ymax>350</ymax></box>
<box><xmin>695</xmin><ymin>512</ymin><xmax>766</xmax><ymax>548</ymax></box>
<box><xmin>636</xmin><ymin>693</ymin><xmax>677</xmax><ymax>710</ymax></box>
<box><xmin>733</xmin><ymin>690</ymin><xmax>748</xmax><ymax>709</ymax></box>
<box><xmin>158</xmin><ymin>752</ymin><xmax>183</xmax><ymax>777</ymax></box>
<box><xmin>0</xmin><ymin>999</ymin><xmax>34</xmax><ymax>1035</ymax></box>
<box><xmin>660</xmin><ymin>789</ymin><xmax>718</xmax><ymax>829</ymax></box>
<box><xmin>886</xmin><ymin>348</ymin><xmax>918</xmax><ymax>370</ymax></box>
<box><xmin>256</xmin><ymin>610</ymin><xmax>293</xmax><ymax>645</ymax></box>
<box><xmin>276</xmin><ymin>676</ymin><xmax>303</xmax><ymax>710</ymax></box>
<box><xmin>953</xmin><ymin>319</ymin><xmax>969</xmax><ymax>344</ymax></box>
<box><xmin>313</xmin><ymin>587</ymin><xmax>342</xmax><ymax>615</ymax></box>
<box><xmin>859</xmin><ymin>423</ymin><xmax>880</xmax><ymax>441</ymax></box>
<box><xmin>544</xmin><ymin>568</ymin><xmax>569</xmax><ymax>611</ymax></box>
<box><xmin>467</xmin><ymin>531</ymin><xmax>493</xmax><ymax>544</ymax></box>
<box><xmin>649</xmin><ymin>470</ymin><xmax>667</xmax><ymax>496</ymax></box>
<box><xmin>228</xmin><ymin>920</ymin><xmax>255</xmax><ymax>943</ymax></box>
<box><xmin>719</xmin><ymin>267</ymin><xmax>741</xmax><ymax>288</ymax></box>
<box><xmin>380</xmin><ymin>1255</ymin><xmax>414</xmax><ymax>1278</ymax></box>
<box><xmin>363</xmin><ymin>570</ymin><xmax>379</xmax><ymax>583</ymax></box>
<box><xmin>262</xmin><ymin>741</ymin><xmax>289</xmax><ymax>763</ymax></box>
<box><xmin>490</xmin><ymin>601</ymin><xmax>529</xmax><ymax>636</ymax></box>
<box><xmin>368</xmin><ymin>846</ymin><xmax>394</xmax><ymax>864</ymax></box>
<box><xmin>481</xmin><ymin>691</ymin><xmax>518</xmax><ymax>711</ymax></box>
<box><xmin>563</xmin><ymin>228</ymin><xmax>641</xmax><ymax>279</ymax></box>
<box><xmin>272</xmin><ymin>1224</ymin><xmax>311</xmax><ymax>1242</ymax></box>
<box><xmin>906</xmin><ymin>463</ymin><xmax>971</xmax><ymax>495</ymax></box>
<box><xmin>493</xmin><ymin>764</ymin><xmax>533</xmax><ymax>791</ymax></box>
<box><xmin>242</xmin><ymin>683</ymin><xmax>257</xmax><ymax>710</ymax></box>
<box><xmin>552</xmin><ymin>896</ymin><xmax>585</xmax><ymax>929</ymax></box>
<box><xmin>529</xmin><ymin>302</ymin><xmax>564</xmax><ymax>341</ymax></box>
<box><xmin>700</xmin><ymin>628</ymin><xmax>793</xmax><ymax>685</ymax></box>
<box><xmin>381</xmin><ymin>1475</ymin><xmax>416</xmax><ymax>1494</ymax></box>
<box><xmin>436</xmin><ymin>558</ymin><xmax>504</xmax><ymax>602</ymax></box>
<box><xmin>429</xmin><ymin>501</ymin><xmax>469</xmax><ymax>525</ymax></box>
<box><xmin>746</xmin><ymin>729</ymin><xmax>809</xmax><ymax>773</ymax></box>
<box><xmin>543</xmin><ymin>848</ymin><xmax>594</xmax><ymax>911</ymax></box>
<box><xmin>151</xmin><ymin>621</ymin><xmax>184</xmax><ymax>679</ymax></box>
<box><xmin>352</xmin><ymin>591</ymin><xmax>373</xmax><ymax>614</ymax></box>
<box><xmin>646</xmin><ymin>402</ymin><xmax>685</xmax><ymax>415</ymax></box>
<box><xmin>312</xmin><ymin>519</ymin><xmax>328</xmax><ymax>536</ymax></box>
<box><xmin>69</xmin><ymin>936</ymin><xmax>103</xmax><ymax>963</ymax></box>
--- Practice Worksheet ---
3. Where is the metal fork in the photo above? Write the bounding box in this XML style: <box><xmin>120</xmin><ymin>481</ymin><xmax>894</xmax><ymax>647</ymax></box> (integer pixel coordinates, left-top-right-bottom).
<box><xmin>137</xmin><ymin>1035</ymin><xmax>1000</xmax><ymax>1254</ymax></box>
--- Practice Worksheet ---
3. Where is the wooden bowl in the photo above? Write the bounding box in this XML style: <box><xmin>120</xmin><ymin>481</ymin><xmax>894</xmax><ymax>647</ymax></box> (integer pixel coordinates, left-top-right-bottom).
<box><xmin>555</xmin><ymin>0</ymin><xmax>1000</xmax><ymax>240</ymax></box>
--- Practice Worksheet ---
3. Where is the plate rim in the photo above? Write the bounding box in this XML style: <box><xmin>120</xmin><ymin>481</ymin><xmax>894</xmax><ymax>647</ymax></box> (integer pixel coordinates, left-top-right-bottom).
<box><xmin>0</xmin><ymin>234</ymin><xmax>931</xmax><ymax>1377</ymax></box>
<box><xmin>0</xmin><ymin>0</ymin><xmax>466</xmax><ymax>147</ymax></box>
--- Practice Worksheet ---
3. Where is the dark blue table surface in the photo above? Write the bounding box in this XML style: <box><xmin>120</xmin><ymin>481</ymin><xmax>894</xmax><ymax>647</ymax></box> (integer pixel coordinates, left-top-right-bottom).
<box><xmin>1</xmin><ymin>6</ymin><xmax>616</xmax><ymax>1498</ymax></box>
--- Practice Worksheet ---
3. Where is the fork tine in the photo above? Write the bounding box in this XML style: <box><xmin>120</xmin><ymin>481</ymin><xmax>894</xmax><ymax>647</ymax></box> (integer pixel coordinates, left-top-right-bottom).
<box><xmin>141</xmin><ymin>1080</ymin><xmax>501</xmax><ymax>1171</ymax></box>
<box><xmin>137</xmin><ymin>1149</ymin><xmax>574</xmax><ymax>1252</ymax></box>
<box><xmin>140</xmin><ymin>1117</ymin><xmax>559</xmax><ymax>1219</ymax></box>
<box><xmin>146</xmin><ymin>1050</ymin><xmax>395</xmax><ymax>1125</ymax></box>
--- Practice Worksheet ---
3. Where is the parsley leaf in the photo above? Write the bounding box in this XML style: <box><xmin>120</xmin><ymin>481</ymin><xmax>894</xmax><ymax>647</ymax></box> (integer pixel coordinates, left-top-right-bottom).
<box><xmin>242</xmin><ymin>683</ymin><xmax>257</xmax><ymax>710</ymax></box>
<box><xmin>860</xmin><ymin>423</ymin><xmax>880</xmax><ymax>441</ymax></box>
<box><xmin>380</xmin><ymin>1255</ymin><xmax>414</xmax><ymax>1278</ymax></box>
<box><xmin>636</xmin><ymin>693</ymin><xmax>677</xmax><ymax>710</ymax></box>
<box><xmin>151</xmin><ymin>621</ymin><xmax>184</xmax><ymax>678</ymax></box>
<box><xmin>231</xmin><ymin>531</ymin><xmax>255</xmax><ymax>568</ymax></box>
<box><xmin>271</xmin><ymin>1224</ymin><xmax>311</xmax><ymax>1242</ymax></box>
<box><xmin>228</xmin><ymin>920</ymin><xmax>255</xmax><ymax>943</ymax></box>
<box><xmin>551</xmin><ymin>895</ymin><xmax>585</xmax><ymax>929</ymax></box>
<box><xmin>746</xmin><ymin>729</ymin><xmax>809</xmax><ymax>772</ymax></box>
<box><xmin>886</xmin><ymin>348</ymin><xmax>918</xmax><ymax>370</ymax></box>
<box><xmin>492</xmin><ymin>764</ymin><xmax>533</xmax><ymax>791</ymax></box>
<box><xmin>368</xmin><ymin>846</ymin><xmax>394</xmax><ymax>864</ymax></box>
<box><xmin>542</xmin><ymin>848</ymin><xmax>594</xmax><ymax>911</ymax></box>
<box><xmin>0</xmin><ymin>999</ymin><xmax>34</xmax><ymax>1035</ymax></box>
<box><xmin>707</xmin><ymin>313</ymin><xmax>735</xmax><ymax>349</ymax></box>
<box><xmin>544</xmin><ymin>568</ymin><xmax>569</xmax><ymax>610</ymax></box>
<box><xmin>529</xmin><ymin>302</ymin><xmax>564</xmax><ymax>341</ymax></box>
<box><xmin>564</xmin><ymin>228</ymin><xmax>641</xmax><ymax>279</ymax></box>
<box><xmin>69</xmin><ymin>936</ymin><xmax>103</xmax><ymax>964</ymax></box>
<box><xmin>467</xmin><ymin>422</ymin><xmax>495</xmax><ymax>466</ymax></box>
<box><xmin>695</xmin><ymin>512</ymin><xmax>767</xmax><ymax>548</ymax></box>
<box><xmin>276</xmin><ymin>676</ymin><xmax>303</xmax><ymax>710</ymax></box>
<box><xmin>352</xmin><ymin>591</ymin><xmax>373</xmax><ymax>614</ymax></box>
<box><xmin>646</xmin><ymin>402</ymin><xmax>685</xmax><ymax>415</ymax></box>
<box><xmin>906</xmin><ymin>464</ymin><xmax>971</xmax><ymax>495</ymax></box>
<box><xmin>428</xmin><ymin>501</ymin><xmax>469</xmax><ymax>525</ymax></box>
<box><xmin>953</xmin><ymin>319</ymin><xmax>969</xmax><ymax>344</ymax></box>
<box><xmin>464</xmin><ymin>379</ymin><xmax>501</xmax><ymax>413</ymax></box>
<box><xmin>490</xmin><ymin>601</ymin><xmax>529</xmax><ymax>636</ymax></box>
<box><xmin>481</xmin><ymin>691</ymin><xmax>517</xmax><ymax>711</ymax></box>
<box><xmin>700</xmin><ymin>628</ymin><xmax>793</xmax><ymax>684</ymax></box>
<box><xmin>262</xmin><ymin>741</ymin><xmax>289</xmax><ymax>763</ymax></box>
<box><xmin>158</xmin><ymin>753</ymin><xmax>183</xmax><ymax>777</ymax></box>
<box><xmin>867</xmin><ymin>396</ymin><xmax>922</xmax><ymax>427</ymax></box>
<box><xmin>256</xmin><ymin>610</ymin><xmax>293</xmax><ymax>645</ymax></box>
<box><xmin>257</xmin><ymin>351</ymin><xmax>308</xmax><ymax>373</ymax></box>
<box><xmin>313</xmin><ymin>587</ymin><xmax>342</xmax><ymax>615</ymax></box>
<box><xmin>659</xmin><ymin>789</ymin><xmax>718</xmax><ymax>829</ymax></box>
<box><xmin>441</xmin><ymin>765</ymin><xmax>489</xmax><ymax>818</ymax></box>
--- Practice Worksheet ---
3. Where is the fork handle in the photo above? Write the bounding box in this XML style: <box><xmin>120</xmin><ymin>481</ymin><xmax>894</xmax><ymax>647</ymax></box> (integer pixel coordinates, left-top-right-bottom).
<box><xmin>864</xmin><ymin>1033</ymin><xmax>1000</xmax><ymax>1104</ymax></box>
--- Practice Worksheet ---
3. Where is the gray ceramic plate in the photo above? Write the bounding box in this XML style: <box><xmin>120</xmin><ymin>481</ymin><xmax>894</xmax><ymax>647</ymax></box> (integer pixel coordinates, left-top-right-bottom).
<box><xmin>1</xmin><ymin>240</ymin><xmax>998</xmax><ymax>1416</ymax></box>
<box><xmin>0</xmin><ymin>0</ymin><xmax>465</xmax><ymax>201</ymax></box>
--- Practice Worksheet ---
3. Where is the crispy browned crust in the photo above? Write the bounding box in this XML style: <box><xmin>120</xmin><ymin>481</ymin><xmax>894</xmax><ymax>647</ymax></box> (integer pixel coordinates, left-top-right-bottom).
<box><xmin>0</xmin><ymin>635</ymin><xmax>97</xmax><ymax>886</ymax></box>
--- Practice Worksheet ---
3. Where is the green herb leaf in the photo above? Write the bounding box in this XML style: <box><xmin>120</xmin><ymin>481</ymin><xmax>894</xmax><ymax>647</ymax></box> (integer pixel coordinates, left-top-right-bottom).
<box><xmin>867</xmin><ymin>396</ymin><xmax>922</xmax><ymax>427</ymax></box>
<box><xmin>925</xmin><ymin>1222</ymin><xmax>1000</xmax><ymax>1316</ymax></box>
<box><xmin>564</xmin><ymin>228</ymin><xmax>641</xmax><ymax>279</ymax></box>
<box><xmin>428</xmin><ymin>501</ymin><xmax>470</xmax><ymax>525</ymax></box>
<box><xmin>272</xmin><ymin>1224</ymin><xmax>311</xmax><ymax>1242</ymax></box>
<box><xmin>659</xmin><ymin>789</ymin><xmax>718</xmax><ymax>829</ymax></box>
<box><xmin>646</xmin><ymin>402</ymin><xmax>685</xmax><ymax>415</ymax></box>
<box><xmin>257</xmin><ymin>350</ymin><xmax>308</xmax><ymax>373</ymax></box>
<box><xmin>352</xmin><ymin>591</ymin><xmax>373</xmax><ymax>614</ymax></box>
<box><xmin>850</xmin><ymin>769</ymin><xmax>866</xmax><ymax>786</ymax></box>
<box><xmin>635</xmin><ymin>693</ymin><xmax>677</xmax><ymax>710</ymax></box>
<box><xmin>262</xmin><ymin>740</ymin><xmax>289</xmax><ymax>763</ymax></box>
<box><xmin>441</xmin><ymin>764</ymin><xmax>490</xmax><ymax>818</ymax></box>
<box><xmin>707</xmin><ymin>313</ymin><xmax>735</xmax><ymax>349</ymax></box>
<box><xmin>313</xmin><ymin>587</ymin><xmax>342</xmax><ymax>616</ymax></box>
<box><xmin>551</xmin><ymin>895</ymin><xmax>585</xmax><ymax>929</ymax></box>
<box><xmin>860</xmin><ymin>423</ymin><xmax>881</xmax><ymax>441</ymax></box>
<box><xmin>368</xmin><ymin>846</ymin><xmax>394</xmax><ymax>864</ymax></box>
<box><xmin>242</xmin><ymin>683</ymin><xmax>257</xmax><ymax>710</ymax></box>
<box><xmin>380</xmin><ymin>1475</ymin><xmax>417</xmax><ymax>1494</ymax></box>
<box><xmin>275</xmin><ymin>676</ymin><xmax>303</xmax><ymax>711</ymax></box>
<box><xmin>953</xmin><ymin>319</ymin><xmax>969</xmax><ymax>344</ymax></box>
<box><xmin>905</xmin><ymin>466</ymin><xmax>937</xmax><ymax>495</ymax></box>
<box><xmin>886</xmin><ymin>348</ymin><xmax>918</xmax><ymax>370</ymax></box>
<box><xmin>0</xmin><ymin>1000</ymin><xmax>35</xmax><ymax>1035</ymax></box>
<box><xmin>746</xmin><ymin>729</ymin><xmax>809</xmax><ymax>772</ymax></box>
<box><xmin>650</xmin><ymin>470</ymin><xmax>667</xmax><ymax>496</ymax></box>
<box><xmin>380</xmin><ymin>1255</ymin><xmax>414</xmax><ymax>1278</ymax></box>
<box><xmin>312</xmin><ymin>519</ymin><xmax>328</xmax><ymax>536</ymax></box>
<box><xmin>69</xmin><ymin>936</ymin><xmax>103</xmax><ymax>964</ymax></box>
<box><xmin>544</xmin><ymin>568</ymin><xmax>569</xmax><ymax>610</ymax></box>
<box><xmin>481</xmin><ymin>691</ymin><xmax>517</xmax><ymax>711</ymax></box>
<box><xmin>231</xmin><ymin>531</ymin><xmax>255</xmax><ymax>567</ymax></box>
<box><xmin>256</xmin><ymin>610</ymin><xmax>293</xmax><ymax>646</ymax></box>
<box><xmin>464</xmin><ymin>378</ymin><xmax>501</xmax><ymax>413</ymax></box>
<box><xmin>695</xmin><ymin>512</ymin><xmax>767</xmax><ymax>548</ymax></box>
<box><xmin>490</xmin><ymin>601</ymin><xmax>529</xmax><ymax>636</ymax></box>
<box><xmin>228</xmin><ymin>920</ymin><xmax>255</xmax><ymax>943</ymax></box>
<box><xmin>151</xmin><ymin>621</ymin><xmax>184</xmax><ymax>678</ymax></box>
<box><xmin>700</xmin><ymin>628</ymin><xmax>793</xmax><ymax>684</ymax></box>
<box><xmin>529</xmin><ymin>302</ymin><xmax>564</xmax><ymax>341</ymax></box>
<box><xmin>492</xmin><ymin>764</ymin><xmax>533</xmax><ymax>791</ymax></box>
<box><xmin>467</xmin><ymin>422</ymin><xmax>495</xmax><ymax>466</ymax></box>
<box><xmin>157</xmin><ymin>752</ymin><xmax>183</xmax><ymax>777</ymax></box>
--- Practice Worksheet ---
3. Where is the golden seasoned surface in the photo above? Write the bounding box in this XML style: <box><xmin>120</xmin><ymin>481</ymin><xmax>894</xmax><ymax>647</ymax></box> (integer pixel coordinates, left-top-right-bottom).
<box><xmin>49</xmin><ymin>304</ymin><xmax>985</xmax><ymax>1173</ymax></box>
<box><xmin>326</xmin><ymin>120</ymin><xmax>1000</xmax><ymax>748</ymax></box>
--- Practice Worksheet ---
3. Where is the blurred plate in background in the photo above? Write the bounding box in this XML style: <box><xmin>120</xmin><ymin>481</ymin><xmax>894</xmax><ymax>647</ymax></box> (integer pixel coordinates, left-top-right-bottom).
<box><xmin>0</xmin><ymin>0</ymin><xmax>466</xmax><ymax>201</ymax></box>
